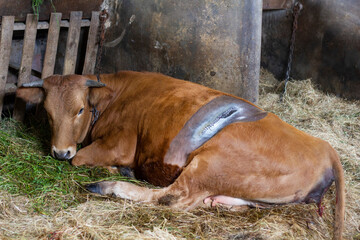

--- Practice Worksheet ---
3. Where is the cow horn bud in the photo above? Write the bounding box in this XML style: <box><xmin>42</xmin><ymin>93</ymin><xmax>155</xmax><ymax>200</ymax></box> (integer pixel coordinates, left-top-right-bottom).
<box><xmin>21</xmin><ymin>80</ymin><xmax>44</xmax><ymax>88</ymax></box>
<box><xmin>85</xmin><ymin>80</ymin><xmax>106</xmax><ymax>87</ymax></box>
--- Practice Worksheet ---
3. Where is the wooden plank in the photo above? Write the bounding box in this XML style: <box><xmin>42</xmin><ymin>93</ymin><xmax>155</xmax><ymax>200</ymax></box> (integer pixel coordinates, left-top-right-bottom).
<box><xmin>5</xmin><ymin>83</ymin><xmax>17</xmax><ymax>94</ymax></box>
<box><xmin>13</xmin><ymin>14</ymin><xmax>38</xmax><ymax>121</ymax></box>
<box><xmin>63</xmin><ymin>11</ymin><xmax>82</xmax><ymax>75</ymax></box>
<box><xmin>0</xmin><ymin>16</ymin><xmax>14</xmax><ymax>118</ymax></box>
<box><xmin>263</xmin><ymin>0</ymin><xmax>293</xmax><ymax>10</ymax></box>
<box><xmin>42</xmin><ymin>13</ymin><xmax>62</xmax><ymax>79</ymax></box>
<box><xmin>83</xmin><ymin>11</ymin><xmax>99</xmax><ymax>75</ymax></box>
<box><xmin>9</xmin><ymin>62</ymin><xmax>41</xmax><ymax>78</ymax></box>
<box><xmin>13</xmin><ymin>19</ymin><xmax>90</xmax><ymax>31</ymax></box>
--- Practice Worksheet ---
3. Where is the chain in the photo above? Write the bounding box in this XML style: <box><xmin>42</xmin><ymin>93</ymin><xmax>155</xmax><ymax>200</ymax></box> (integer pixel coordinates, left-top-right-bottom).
<box><xmin>281</xmin><ymin>2</ymin><xmax>303</xmax><ymax>101</ymax></box>
<box><xmin>90</xmin><ymin>10</ymin><xmax>108</xmax><ymax>127</ymax></box>
<box><xmin>95</xmin><ymin>9</ymin><xmax>109</xmax><ymax>82</ymax></box>
<box><xmin>90</xmin><ymin>106</ymin><xmax>100</xmax><ymax>127</ymax></box>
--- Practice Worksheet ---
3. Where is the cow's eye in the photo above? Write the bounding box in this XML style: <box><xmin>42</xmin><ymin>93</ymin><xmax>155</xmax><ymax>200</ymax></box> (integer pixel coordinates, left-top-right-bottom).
<box><xmin>78</xmin><ymin>108</ymin><xmax>84</xmax><ymax>116</ymax></box>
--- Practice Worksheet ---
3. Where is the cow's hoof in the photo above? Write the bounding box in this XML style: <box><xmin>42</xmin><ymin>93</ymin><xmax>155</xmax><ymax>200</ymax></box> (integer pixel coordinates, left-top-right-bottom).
<box><xmin>85</xmin><ymin>182</ymin><xmax>103</xmax><ymax>195</ymax></box>
<box><xmin>119</xmin><ymin>167</ymin><xmax>135</xmax><ymax>178</ymax></box>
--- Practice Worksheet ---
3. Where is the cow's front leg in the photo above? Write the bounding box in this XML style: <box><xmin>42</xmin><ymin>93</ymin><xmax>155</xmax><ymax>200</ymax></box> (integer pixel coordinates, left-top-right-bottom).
<box><xmin>71</xmin><ymin>135</ymin><xmax>137</xmax><ymax>168</ymax></box>
<box><xmin>105</xmin><ymin>166</ymin><xmax>135</xmax><ymax>177</ymax></box>
<box><xmin>105</xmin><ymin>166</ymin><xmax>120</xmax><ymax>174</ymax></box>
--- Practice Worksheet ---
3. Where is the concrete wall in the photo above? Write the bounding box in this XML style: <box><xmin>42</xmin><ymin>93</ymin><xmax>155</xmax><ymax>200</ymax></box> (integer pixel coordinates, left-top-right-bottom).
<box><xmin>101</xmin><ymin>0</ymin><xmax>262</xmax><ymax>102</ymax></box>
<box><xmin>100</xmin><ymin>0</ymin><xmax>360</xmax><ymax>100</ymax></box>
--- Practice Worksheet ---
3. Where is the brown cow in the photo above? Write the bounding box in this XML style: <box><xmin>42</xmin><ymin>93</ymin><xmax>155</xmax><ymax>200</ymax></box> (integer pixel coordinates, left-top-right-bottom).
<box><xmin>16</xmin><ymin>71</ymin><xmax>345</xmax><ymax>239</ymax></box>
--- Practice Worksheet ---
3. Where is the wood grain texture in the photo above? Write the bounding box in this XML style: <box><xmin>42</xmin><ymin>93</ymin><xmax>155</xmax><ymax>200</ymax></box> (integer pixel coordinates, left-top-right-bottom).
<box><xmin>0</xmin><ymin>16</ymin><xmax>14</xmax><ymax>117</ymax></box>
<box><xmin>83</xmin><ymin>11</ymin><xmax>100</xmax><ymax>75</ymax></box>
<box><xmin>63</xmin><ymin>11</ymin><xmax>82</xmax><ymax>75</ymax></box>
<box><xmin>13</xmin><ymin>14</ymin><xmax>38</xmax><ymax>121</ymax></box>
<box><xmin>42</xmin><ymin>13</ymin><xmax>62</xmax><ymax>79</ymax></box>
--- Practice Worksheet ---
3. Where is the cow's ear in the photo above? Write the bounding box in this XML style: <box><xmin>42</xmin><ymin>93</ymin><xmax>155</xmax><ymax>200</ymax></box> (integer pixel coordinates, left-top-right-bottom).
<box><xmin>88</xmin><ymin>87</ymin><xmax>114</xmax><ymax>109</ymax></box>
<box><xmin>16</xmin><ymin>87</ymin><xmax>45</xmax><ymax>104</ymax></box>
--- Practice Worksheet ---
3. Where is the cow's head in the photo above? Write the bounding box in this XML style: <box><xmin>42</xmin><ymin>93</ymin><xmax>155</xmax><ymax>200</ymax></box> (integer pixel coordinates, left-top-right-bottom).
<box><xmin>16</xmin><ymin>75</ymin><xmax>106</xmax><ymax>160</ymax></box>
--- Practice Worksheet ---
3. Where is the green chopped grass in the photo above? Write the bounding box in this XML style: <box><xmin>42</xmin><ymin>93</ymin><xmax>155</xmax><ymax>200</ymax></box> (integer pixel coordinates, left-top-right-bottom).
<box><xmin>0</xmin><ymin>117</ymin><xmax>134</xmax><ymax>214</ymax></box>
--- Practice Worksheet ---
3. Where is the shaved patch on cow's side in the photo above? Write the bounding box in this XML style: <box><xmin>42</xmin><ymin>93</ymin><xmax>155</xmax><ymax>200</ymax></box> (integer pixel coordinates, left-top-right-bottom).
<box><xmin>164</xmin><ymin>95</ymin><xmax>268</xmax><ymax>167</ymax></box>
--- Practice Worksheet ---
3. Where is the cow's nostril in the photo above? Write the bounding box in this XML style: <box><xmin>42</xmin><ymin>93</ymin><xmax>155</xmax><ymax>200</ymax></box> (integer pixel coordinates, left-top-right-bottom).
<box><xmin>53</xmin><ymin>150</ymin><xmax>70</xmax><ymax>160</ymax></box>
<box><xmin>53</xmin><ymin>150</ymin><xmax>60</xmax><ymax>159</ymax></box>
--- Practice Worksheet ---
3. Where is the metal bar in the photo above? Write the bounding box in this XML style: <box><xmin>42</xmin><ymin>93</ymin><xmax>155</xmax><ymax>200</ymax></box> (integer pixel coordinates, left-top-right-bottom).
<box><xmin>13</xmin><ymin>14</ymin><xmax>38</xmax><ymax>121</ymax></box>
<box><xmin>11</xmin><ymin>19</ymin><xmax>91</xmax><ymax>31</ymax></box>
<box><xmin>83</xmin><ymin>11</ymin><xmax>100</xmax><ymax>75</ymax></box>
<box><xmin>42</xmin><ymin>13</ymin><xmax>62</xmax><ymax>79</ymax></box>
<box><xmin>239</xmin><ymin>0</ymin><xmax>263</xmax><ymax>103</ymax></box>
<box><xmin>0</xmin><ymin>16</ymin><xmax>14</xmax><ymax>118</ymax></box>
<box><xmin>63</xmin><ymin>11</ymin><xmax>82</xmax><ymax>75</ymax></box>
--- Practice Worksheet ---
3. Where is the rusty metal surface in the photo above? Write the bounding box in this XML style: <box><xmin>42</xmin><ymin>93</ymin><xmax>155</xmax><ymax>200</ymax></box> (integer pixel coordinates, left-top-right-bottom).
<box><xmin>102</xmin><ymin>0</ymin><xmax>262</xmax><ymax>102</ymax></box>
<box><xmin>264</xmin><ymin>0</ymin><xmax>360</xmax><ymax>99</ymax></box>
<box><xmin>292</xmin><ymin>0</ymin><xmax>360</xmax><ymax>99</ymax></box>
<box><xmin>239</xmin><ymin>0</ymin><xmax>263</xmax><ymax>102</ymax></box>
<box><xmin>263</xmin><ymin>0</ymin><xmax>294</xmax><ymax>10</ymax></box>
<box><xmin>281</xmin><ymin>2</ymin><xmax>303</xmax><ymax>100</ymax></box>
<box><xmin>0</xmin><ymin>0</ymin><xmax>102</xmax><ymax>22</ymax></box>
<box><xmin>261</xmin><ymin>9</ymin><xmax>293</xmax><ymax>79</ymax></box>
<box><xmin>262</xmin><ymin>0</ymin><xmax>360</xmax><ymax>99</ymax></box>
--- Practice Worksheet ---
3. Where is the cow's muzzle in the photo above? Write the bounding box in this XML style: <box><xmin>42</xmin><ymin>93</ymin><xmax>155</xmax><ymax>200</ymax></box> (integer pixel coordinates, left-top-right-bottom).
<box><xmin>51</xmin><ymin>146</ymin><xmax>76</xmax><ymax>161</ymax></box>
<box><xmin>53</xmin><ymin>150</ymin><xmax>72</xmax><ymax>160</ymax></box>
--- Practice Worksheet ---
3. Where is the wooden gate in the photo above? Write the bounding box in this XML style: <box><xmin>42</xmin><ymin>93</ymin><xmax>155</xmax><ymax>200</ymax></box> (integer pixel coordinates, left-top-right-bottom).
<box><xmin>0</xmin><ymin>11</ymin><xmax>101</xmax><ymax>121</ymax></box>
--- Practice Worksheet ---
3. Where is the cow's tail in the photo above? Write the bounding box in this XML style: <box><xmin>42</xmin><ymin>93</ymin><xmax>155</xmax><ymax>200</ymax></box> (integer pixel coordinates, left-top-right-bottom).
<box><xmin>331</xmin><ymin>148</ymin><xmax>345</xmax><ymax>240</ymax></box>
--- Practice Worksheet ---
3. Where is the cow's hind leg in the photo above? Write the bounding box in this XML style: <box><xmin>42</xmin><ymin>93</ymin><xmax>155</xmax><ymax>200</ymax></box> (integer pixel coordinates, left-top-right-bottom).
<box><xmin>86</xmin><ymin>180</ymin><xmax>164</xmax><ymax>203</ymax></box>
<box><xmin>85</xmin><ymin>156</ymin><xmax>211</xmax><ymax>210</ymax></box>
<box><xmin>85</xmin><ymin>180</ymin><xmax>209</xmax><ymax>210</ymax></box>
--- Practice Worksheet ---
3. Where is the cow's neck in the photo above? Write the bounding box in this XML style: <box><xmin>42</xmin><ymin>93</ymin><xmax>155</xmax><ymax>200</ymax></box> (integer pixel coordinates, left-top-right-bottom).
<box><xmin>80</xmin><ymin>106</ymin><xmax>99</xmax><ymax>147</ymax></box>
<box><xmin>81</xmin><ymin>86</ymin><xmax>114</xmax><ymax>145</ymax></box>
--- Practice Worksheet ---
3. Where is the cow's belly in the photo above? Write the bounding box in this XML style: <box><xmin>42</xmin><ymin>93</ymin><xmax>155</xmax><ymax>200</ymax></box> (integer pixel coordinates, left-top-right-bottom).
<box><xmin>134</xmin><ymin>159</ymin><xmax>183</xmax><ymax>187</ymax></box>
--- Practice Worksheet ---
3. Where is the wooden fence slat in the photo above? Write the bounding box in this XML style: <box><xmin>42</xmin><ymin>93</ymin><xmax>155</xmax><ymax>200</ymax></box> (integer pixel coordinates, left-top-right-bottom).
<box><xmin>63</xmin><ymin>11</ymin><xmax>82</xmax><ymax>75</ymax></box>
<box><xmin>82</xmin><ymin>11</ymin><xmax>99</xmax><ymax>75</ymax></box>
<box><xmin>13</xmin><ymin>14</ymin><xmax>38</xmax><ymax>121</ymax></box>
<box><xmin>42</xmin><ymin>13</ymin><xmax>62</xmax><ymax>79</ymax></box>
<box><xmin>0</xmin><ymin>16</ymin><xmax>14</xmax><ymax>118</ymax></box>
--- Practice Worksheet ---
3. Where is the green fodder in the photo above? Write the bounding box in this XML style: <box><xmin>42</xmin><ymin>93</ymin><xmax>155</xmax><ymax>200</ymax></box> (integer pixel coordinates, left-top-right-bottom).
<box><xmin>0</xmin><ymin>118</ymin><xmax>135</xmax><ymax>214</ymax></box>
<box><xmin>31</xmin><ymin>0</ymin><xmax>56</xmax><ymax>19</ymax></box>
<box><xmin>0</xmin><ymin>70</ymin><xmax>359</xmax><ymax>239</ymax></box>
